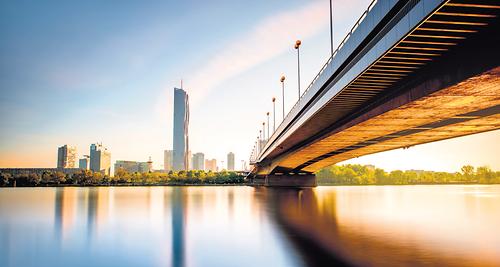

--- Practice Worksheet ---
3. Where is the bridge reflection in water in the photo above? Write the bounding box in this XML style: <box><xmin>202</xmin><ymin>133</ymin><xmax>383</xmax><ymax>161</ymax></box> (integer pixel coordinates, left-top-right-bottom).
<box><xmin>260</xmin><ymin>186</ymin><xmax>500</xmax><ymax>267</ymax></box>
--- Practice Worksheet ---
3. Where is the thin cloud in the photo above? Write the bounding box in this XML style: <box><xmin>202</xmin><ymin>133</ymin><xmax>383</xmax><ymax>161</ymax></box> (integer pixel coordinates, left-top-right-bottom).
<box><xmin>187</xmin><ymin>1</ymin><xmax>331</xmax><ymax>105</ymax></box>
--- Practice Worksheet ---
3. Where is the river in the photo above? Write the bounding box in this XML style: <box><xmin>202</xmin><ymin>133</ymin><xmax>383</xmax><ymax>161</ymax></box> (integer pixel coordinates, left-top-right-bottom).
<box><xmin>0</xmin><ymin>185</ymin><xmax>499</xmax><ymax>267</ymax></box>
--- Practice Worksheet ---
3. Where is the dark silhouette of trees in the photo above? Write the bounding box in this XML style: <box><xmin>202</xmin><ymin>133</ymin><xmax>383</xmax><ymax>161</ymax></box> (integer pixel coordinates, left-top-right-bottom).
<box><xmin>1</xmin><ymin>173</ymin><xmax>11</xmax><ymax>186</ymax></box>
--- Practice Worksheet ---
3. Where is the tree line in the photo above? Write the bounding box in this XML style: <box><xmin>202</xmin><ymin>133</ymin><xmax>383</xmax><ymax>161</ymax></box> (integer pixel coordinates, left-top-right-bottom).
<box><xmin>0</xmin><ymin>169</ymin><xmax>245</xmax><ymax>187</ymax></box>
<box><xmin>316</xmin><ymin>164</ymin><xmax>500</xmax><ymax>185</ymax></box>
<box><xmin>2</xmin><ymin>164</ymin><xmax>498</xmax><ymax>187</ymax></box>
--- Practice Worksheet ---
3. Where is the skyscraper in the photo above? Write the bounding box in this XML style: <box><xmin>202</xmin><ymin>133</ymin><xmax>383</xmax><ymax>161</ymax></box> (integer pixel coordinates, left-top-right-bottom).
<box><xmin>79</xmin><ymin>155</ymin><xmax>90</xmax><ymax>170</ymax></box>
<box><xmin>192</xmin><ymin>153</ymin><xmax>204</xmax><ymax>170</ymax></box>
<box><xmin>187</xmin><ymin>150</ymin><xmax>192</xmax><ymax>170</ymax></box>
<box><xmin>173</xmin><ymin>87</ymin><xmax>189</xmax><ymax>171</ymax></box>
<box><xmin>164</xmin><ymin>150</ymin><xmax>173</xmax><ymax>171</ymax></box>
<box><xmin>227</xmin><ymin>152</ymin><xmax>235</xmax><ymax>171</ymax></box>
<box><xmin>90</xmin><ymin>143</ymin><xmax>111</xmax><ymax>175</ymax></box>
<box><xmin>57</xmin><ymin>145</ymin><xmax>77</xmax><ymax>168</ymax></box>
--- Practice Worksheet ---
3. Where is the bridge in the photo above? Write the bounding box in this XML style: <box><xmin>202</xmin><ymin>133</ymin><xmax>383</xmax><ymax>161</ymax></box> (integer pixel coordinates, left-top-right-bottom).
<box><xmin>248</xmin><ymin>0</ymin><xmax>500</xmax><ymax>187</ymax></box>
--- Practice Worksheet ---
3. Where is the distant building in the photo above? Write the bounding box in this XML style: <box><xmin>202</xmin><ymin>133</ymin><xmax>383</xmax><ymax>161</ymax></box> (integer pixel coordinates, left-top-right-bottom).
<box><xmin>205</xmin><ymin>159</ymin><xmax>217</xmax><ymax>172</ymax></box>
<box><xmin>187</xmin><ymin>150</ymin><xmax>192</xmax><ymax>170</ymax></box>
<box><xmin>164</xmin><ymin>150</ymin><xmax>173</xmax><ymax>171</ymax></box>
<box><xmin>79</xmin><ymin>155</ymin><xmax>90</xmax><ymax>170</ymax></box>
<box><xmin>114</xmin><ymin>161</ymin><xmax>139</xmax><ymax>173</ymax></box>
<box><xmin>227</xmin><ymin>152</ymin><xmax>235</xmax><ymax>171</ymax></box>
<box><xmin>57</xmin><ymin>145</ymin><xmax>77</xmax><ymax>168</ymax></box>
<box><xmin>114</xmin><ymin>159</ymin><xmax>152</xmax><ymax>175</ymax></box>
<box><xmin>146</xmin><ymin>157</ymin><xmax>153</xmax><ymax>173</ymax></box>
<box><xmin>192</xmin><ymin>153</ymin><xmax>204</xmax><ymax>170</ymax></box>
<box><xmin>90</xmin><ymin>143</ymin><xmax>111</xmax><ymax>175</ymax></box>
<box><xmin>173</xmin><ymin>87</ymin><xmax>189</xmax><ymax>171</ymax></box>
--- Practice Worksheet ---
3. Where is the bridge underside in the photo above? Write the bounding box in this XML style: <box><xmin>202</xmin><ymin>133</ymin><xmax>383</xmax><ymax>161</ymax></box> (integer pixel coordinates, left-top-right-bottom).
<box><xmin>250</xmin><ymin>0</ymin><xmax>500</xmax><ymax>181</ymax></box>
<box><xmin>260</xmin><ymin>66</ymin><xmax>499</xmax><ymax>176</ymax></box>
<box><xmin>285</xmin><ymin>67</ymin><xmax>500</xmax><ymax>173</ymax></box>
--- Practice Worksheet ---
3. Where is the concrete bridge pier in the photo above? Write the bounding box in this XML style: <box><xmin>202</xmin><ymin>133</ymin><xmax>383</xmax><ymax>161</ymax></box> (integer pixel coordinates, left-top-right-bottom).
<box><xmin>247</xmin><ymin>173</ymin><xmax>317</xmax><ymax>187</ymax></box>
<box><xmin>247</xmin><ymin>175</ymin><xmax>266</xmax><ymax>186</ymax></box>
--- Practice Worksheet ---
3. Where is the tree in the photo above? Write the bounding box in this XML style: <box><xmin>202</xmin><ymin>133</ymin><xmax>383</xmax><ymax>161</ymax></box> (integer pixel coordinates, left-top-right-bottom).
<box><xmin>28</xmin><ymin>173</ymin><xmax>41</xmax><ymax>186</ymax></box>
<box><xmin>53</xmin><ymin>172</ymin><xmax>66</xmax><ymax>184</ymax></box>
<box><xmin>461</xmin><ymin>165</ymin><xmax>474</xmax><ymax>179</ymax></box>
<box><xmin>1</xmin><ymin>173</ymin><xmax>11</xmax><ymax>186</ymax></box>
<box><xmin>476</xmin><ymin>166</ymin><xmax>493</xmax><ymax>183</ymax></box>
<box><xmin>42</xmin><ymin>172</ymin><xmax>53</xmax><ymax>184</ymax></box>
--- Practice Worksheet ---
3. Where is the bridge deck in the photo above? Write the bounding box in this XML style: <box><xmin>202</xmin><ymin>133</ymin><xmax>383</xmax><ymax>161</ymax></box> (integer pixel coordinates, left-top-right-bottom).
<box><xmin>252</xmin><ymin>0</ymin><xmax>500</xmax><ymax>176</ymax></box>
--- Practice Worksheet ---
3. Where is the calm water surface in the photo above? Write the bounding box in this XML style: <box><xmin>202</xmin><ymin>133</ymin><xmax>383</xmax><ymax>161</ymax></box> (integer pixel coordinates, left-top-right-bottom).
<box><xmin>1</xmin><ymin>185</ymin><xmax>499</xmax><ymax>267</ymax></box>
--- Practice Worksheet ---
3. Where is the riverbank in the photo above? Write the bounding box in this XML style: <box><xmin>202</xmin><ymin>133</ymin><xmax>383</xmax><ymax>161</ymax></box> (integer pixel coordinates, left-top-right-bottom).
<box><xmin>0</xmin><ymin>169</ymin><xmax>245</xmax><ymax>187</ymax></box>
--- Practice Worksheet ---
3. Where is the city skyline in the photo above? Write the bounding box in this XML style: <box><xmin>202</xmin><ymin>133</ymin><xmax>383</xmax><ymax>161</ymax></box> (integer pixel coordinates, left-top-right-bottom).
<box><xmin>0</xmin><ymin>0</ymin><xmax>499</xmax><ymax>172</ymax></box>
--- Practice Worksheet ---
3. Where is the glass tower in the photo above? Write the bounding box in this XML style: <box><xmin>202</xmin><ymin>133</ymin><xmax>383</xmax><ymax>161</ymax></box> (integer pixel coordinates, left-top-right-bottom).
<box><xmin>173</xmin><ymin>88</ymin><xmax>189</xmax><ymax>171</ymax></box>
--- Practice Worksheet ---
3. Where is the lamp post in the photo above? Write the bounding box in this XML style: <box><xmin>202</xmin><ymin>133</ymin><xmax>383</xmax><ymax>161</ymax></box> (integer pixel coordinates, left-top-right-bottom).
<box><xmin>266</xmin><ymin>112</ymin><xmax>270</xmax><ymax>139</ymax></box>
<box><xmin>294</xmin><ymin>40</ymin><xmax>302</xmax><ymax>99</ymax></box>
<box><xmin>329</xmin><ymin>0</ymin><xmax>334</xmax><ymax>56</ymax></box>
<box><xmin>262</xmin><ymin>122</ymin><xmax>266</xmax><ymax>141</ymax></box>
<box><xmin>257</xmin><ymin>136</ymin><xmax>260</xmax><ymax>155</ymax></box>
<box><xmin>272</xmin><ymin>97</ymin><xmax>276</xmax><ymax>132</ymax></box>
<box><xmin>280</xmin><ymin>76</ymin><xmax>285</xmax><ymax>120</ymax></box>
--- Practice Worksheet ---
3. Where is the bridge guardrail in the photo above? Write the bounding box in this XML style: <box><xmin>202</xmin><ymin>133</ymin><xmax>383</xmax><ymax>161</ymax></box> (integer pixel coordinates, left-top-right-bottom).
<box><xmin>254</xmin><ymin>0</ymin><xmax>379</xmax><ymax>161</ymax></box>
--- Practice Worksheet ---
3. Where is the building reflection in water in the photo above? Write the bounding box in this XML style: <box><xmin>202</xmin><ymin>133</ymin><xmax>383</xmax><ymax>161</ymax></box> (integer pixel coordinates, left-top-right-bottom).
<box><xmin>171</xmin><ymin>187</ymin><xmax>186</xmax><ymax>267</ymax></box>
<box><xmin>54</xmin><ymin>188</ymin><xmax>77</xmax><ymax>245</ymax></box>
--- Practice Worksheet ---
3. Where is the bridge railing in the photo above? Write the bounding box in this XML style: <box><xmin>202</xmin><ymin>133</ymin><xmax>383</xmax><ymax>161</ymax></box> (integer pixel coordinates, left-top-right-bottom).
<box><xmin>256</xmin><ymin>0</ymin><xmax>378</xmax><ymax>161</ymax></box>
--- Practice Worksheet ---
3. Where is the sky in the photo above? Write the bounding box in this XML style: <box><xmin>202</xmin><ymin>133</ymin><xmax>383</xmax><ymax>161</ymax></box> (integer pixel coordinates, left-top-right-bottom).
<box><xmin>0</xmin><ymin>0</ymin><xmax>498</xmax><ymax>172</ymax></box>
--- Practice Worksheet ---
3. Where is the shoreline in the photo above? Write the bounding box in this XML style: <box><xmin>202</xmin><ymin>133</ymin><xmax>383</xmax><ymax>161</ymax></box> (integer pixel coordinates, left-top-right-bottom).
<box><xmin>2</xmin><ymin>182</ymin><xmax>499</xmax><ymax>188</ymax></box>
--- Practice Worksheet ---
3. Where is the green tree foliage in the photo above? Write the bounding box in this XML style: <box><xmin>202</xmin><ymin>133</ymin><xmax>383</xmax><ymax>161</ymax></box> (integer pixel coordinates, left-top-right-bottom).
<box><xmin>317</xmin><ymin>164</ymin><xmax>500</xmax><ymax>185</ymax></box>
<box><xmin>0</xmin><ymin>169</ymin><xmax>245</xmax><ymax>187</ymax></box>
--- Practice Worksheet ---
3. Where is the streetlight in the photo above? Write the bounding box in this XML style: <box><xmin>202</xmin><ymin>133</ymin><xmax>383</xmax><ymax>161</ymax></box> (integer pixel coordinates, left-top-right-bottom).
<box><xmin>272</xmin><ymin>97</ymin><xmax>276</xmax><ymax>133</ymax></box>
<box><xmin>266</xmin><ymin>112</ymin><xmax>270</xmax><ymax>139</ymax></box>
<box><xmin>329</xmin><ymin>0</ymin><xmax>334</xmax><ymax>56</ymax></box>
<box><xmin>257</xmin><ymin>136</ymin><xmax>260</xmax><ymax>154</ymax></box>
<box><xmin>280</xmin><ymin>75</ymin><xmax>286</xmax><ymax>120</ymax></box>
<box><xmin>262</xmin><ymin>122</ymin><xmax>266</xmax><ymax>141</ymax></box>
<box><xmin>294</xmin><ymin>40</ymin><xmax>302</xmax><ymax>99</ymax></box>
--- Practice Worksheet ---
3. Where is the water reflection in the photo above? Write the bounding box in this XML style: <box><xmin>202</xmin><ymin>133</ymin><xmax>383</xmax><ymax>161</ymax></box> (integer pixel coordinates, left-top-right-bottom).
<box><xmin>171</xmin><ymin>187</ymin><xmax>185</xmax><ymax>267</ymax></box>
<box><xmin>264</xmin><ymin>186</ymin><xmax>500</xmax><ymax>267</ymax></box>
<box><xmin>1</xmin><ymin>185</ymin><xmax>499</xmax><ymax>267</ymax></box>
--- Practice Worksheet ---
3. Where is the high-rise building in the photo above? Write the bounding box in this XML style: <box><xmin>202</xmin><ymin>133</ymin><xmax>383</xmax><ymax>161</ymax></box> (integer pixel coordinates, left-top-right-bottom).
<box><xmin>90</xmin><ymin>143</ymin><xmax>111</xmax><ymax>175</ymax></box>
<box><xmin>187</xmin><ymin>150</ymin><xmax>192</xmax><ymax>170</ymax></box>
<box><xmin>57</xmin><ymin>145</ymin><xmax>77</xmax><ymax>168</ymax></box>
<box><xmin>79</xmin><ymin>155</ymin><xmax>90</xmax><ymax>170</ymax></box>
<box><xmin>192</xmin><ymin>153</ymin><xmax>204</xmax><ymax>170</ymax></box>
<box><xmin>204</xmin><ymin>159</ymin><xmax>217</xmax><ymax>172</ymax></box>
<box><xmin>173</xmin><ymin>87</ymin><xmax>189</xmax><ymax>171</ymax></box>
<box><xmin>227</xmin><ymin>152</ymin><xmax>235</xmax><ymax>171</ymax></box>
<box><xmin>164</xmin><ymin>150</ymin><xmax>173</xmax><ymax>171</ymax></box>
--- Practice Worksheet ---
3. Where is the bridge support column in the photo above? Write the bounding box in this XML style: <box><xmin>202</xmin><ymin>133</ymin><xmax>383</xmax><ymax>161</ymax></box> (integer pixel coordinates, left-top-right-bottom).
<box><xmin>247</xmin><ymin>175</ymin><xmax>266</xmax><ymax>186</ymax></box>
<box><xmin>265</xmin><ymin>174</ymin><xmax>317</xmax><ymax>187</ymax></box>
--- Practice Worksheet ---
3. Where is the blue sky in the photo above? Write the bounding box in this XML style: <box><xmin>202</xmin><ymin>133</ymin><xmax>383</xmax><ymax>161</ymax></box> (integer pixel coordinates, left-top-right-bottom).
<box><xmin>1</xmin><ymin>0</ymin><xmax>498</xmax><ymax>171</ymax></box>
